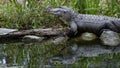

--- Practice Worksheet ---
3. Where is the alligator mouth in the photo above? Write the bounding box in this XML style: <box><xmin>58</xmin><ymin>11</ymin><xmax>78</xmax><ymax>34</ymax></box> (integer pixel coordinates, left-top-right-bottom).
<box><xmin>46</xmin><ymin>8</ymin><xmax>61</xmax><ymax>16</ymax></box>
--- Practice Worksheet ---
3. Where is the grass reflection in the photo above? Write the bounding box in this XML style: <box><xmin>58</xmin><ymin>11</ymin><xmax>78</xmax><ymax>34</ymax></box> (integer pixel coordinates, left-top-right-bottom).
<box><xmin>0</xmin><ymin>41</ymin><xmax>120</xmax><ymax>68</ymax></box>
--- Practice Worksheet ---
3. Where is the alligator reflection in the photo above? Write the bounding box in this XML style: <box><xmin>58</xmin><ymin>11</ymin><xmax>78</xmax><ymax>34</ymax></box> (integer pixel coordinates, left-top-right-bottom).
<box><xmin>0</xmin><ymin>41</ymin><xmax>120</xmax><ymax>68</ymax></box>
<box><xmin>48</xmin><ymin>41</ymin><xmax>120</xmax><ymax>67</ymax></box>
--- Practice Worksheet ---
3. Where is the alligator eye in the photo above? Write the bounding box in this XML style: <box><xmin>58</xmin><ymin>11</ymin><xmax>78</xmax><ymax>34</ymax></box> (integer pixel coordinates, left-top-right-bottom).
<box><xmin>58</xmin><ymin>6</ymin><xmax>65</xmax><ymax>9</ymax></box>
<box><xmin>63</xmin><ymin>11</ymin><xmax>66</xmax><ymax>13</ymax></box>
<box><xmin>58</xmin><ymin>6</ymin><xmax>62</xmax><ymax>8</ymax></box>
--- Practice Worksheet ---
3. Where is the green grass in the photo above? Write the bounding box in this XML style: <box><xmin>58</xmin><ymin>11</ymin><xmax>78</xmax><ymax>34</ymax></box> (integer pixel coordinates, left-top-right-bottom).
<box><xmin>0</xmin><ymin>0</ymin><xmax>120</xmax><ymax>29</ymax></box>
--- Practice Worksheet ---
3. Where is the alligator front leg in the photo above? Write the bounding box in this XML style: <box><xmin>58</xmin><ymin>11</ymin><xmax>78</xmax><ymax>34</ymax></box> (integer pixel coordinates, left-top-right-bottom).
<box><xmin>67</xmin><ymin>21</ymin><xmax>78</xmax><ymax>37</ymax></box>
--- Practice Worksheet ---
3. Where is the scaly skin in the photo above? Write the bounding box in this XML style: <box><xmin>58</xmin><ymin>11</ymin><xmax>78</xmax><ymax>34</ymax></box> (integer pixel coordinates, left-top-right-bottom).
<box><xmin>48</xmin><ymin>6</ymin><xmax>120</xmax><ymax>37</ymax></box>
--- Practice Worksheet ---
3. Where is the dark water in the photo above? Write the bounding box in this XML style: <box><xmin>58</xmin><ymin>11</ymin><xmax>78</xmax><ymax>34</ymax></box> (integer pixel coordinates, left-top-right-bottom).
<box><xmin>0</xmin><ymin>40</ymin><xmax>120</xmax><ymax>68</ymax></box>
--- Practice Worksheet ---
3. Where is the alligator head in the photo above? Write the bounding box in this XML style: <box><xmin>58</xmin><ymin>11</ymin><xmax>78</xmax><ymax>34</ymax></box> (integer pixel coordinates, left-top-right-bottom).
<box><xmin>47</xmin><ymin>6</ymin><xmax>78</xmax><ymax>21</ymax></box>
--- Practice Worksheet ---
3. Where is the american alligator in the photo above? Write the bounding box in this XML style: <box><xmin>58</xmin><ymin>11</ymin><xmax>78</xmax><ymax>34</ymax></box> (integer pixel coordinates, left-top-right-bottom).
<box><xmin>47</xmin><ymin>6</ymin><xmax>120</xmax><ymax>37</ymax></box>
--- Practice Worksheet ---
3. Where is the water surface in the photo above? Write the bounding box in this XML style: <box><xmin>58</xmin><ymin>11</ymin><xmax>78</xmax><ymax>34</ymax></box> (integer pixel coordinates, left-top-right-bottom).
<box><xmin>0</xmin><ymin>40</ymin><xmax>120</xmax><ymax>68</ymax></box>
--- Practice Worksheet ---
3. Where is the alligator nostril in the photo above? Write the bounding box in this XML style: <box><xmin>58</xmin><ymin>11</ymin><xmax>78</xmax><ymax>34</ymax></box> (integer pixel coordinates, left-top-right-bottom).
<box><xmin>46</xmin><ymin>8</ymin><xmax>52</xmax><ymax>12</ymax></box>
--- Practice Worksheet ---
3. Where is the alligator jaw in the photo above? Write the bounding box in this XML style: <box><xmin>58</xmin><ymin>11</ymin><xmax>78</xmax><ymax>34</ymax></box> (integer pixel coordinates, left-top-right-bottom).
<box><xmin>46</xmin><ymin>8</ymin><xmax>62</xmax><ymax>16</ymax></box>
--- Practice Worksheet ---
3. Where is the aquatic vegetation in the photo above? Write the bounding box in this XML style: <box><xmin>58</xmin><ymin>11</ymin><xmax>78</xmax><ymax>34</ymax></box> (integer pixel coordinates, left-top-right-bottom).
<box><xmin>0</xmin><ymin>0</ymin><xmax>120</xmax><ymax>29</ymax></box>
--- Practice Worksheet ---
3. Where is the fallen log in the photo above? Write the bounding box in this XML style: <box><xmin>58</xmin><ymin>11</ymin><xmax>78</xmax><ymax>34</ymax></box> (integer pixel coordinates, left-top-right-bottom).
<box><xmin>0</xmin><ymin>28</ymin><xmax>69</xmax><ymax>40</ymax></box>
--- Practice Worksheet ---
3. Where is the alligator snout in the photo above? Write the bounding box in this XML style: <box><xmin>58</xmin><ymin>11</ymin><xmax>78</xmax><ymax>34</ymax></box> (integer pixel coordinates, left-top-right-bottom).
<box><xmin>46</xmin><ymin>7</ymin><xmax>62</xmax><ymax>15</ymax></box>
<box><xmin>46</xmin><ymin>8</ymin><xmax>55</xmax><ymax>14</ymax></box>
<box><xmin>46</xmin><ymin>8</ymin><xmax>51</xmax><ymax>12</ymax></box>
